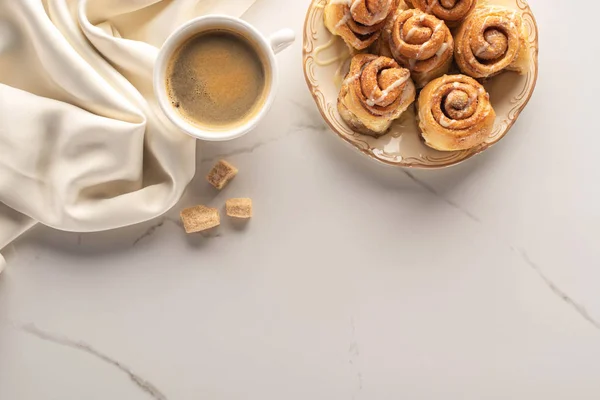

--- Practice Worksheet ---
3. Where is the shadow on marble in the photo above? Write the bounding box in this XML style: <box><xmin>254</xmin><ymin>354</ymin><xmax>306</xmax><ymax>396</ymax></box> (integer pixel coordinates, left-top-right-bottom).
<box><xmin>9</xmin><ymin>211</ymin><xmax>195</xmax><ymax>260</ymax></box>
<box><xmin>227</xmin><ymin>217</ymin><xmax>251</xmax><ymax>232</ymax></box>
<box><xmin>182</xmin><ymin>226</ymin><xmax>223</xmax><ymax>248</ymax></box>
<box><xmin>16</xmin><ymin>224</ymin><xmax>165</xmax><ymax>257</ymax></box>
<box><xmin>299</xmin><ymin>110</ymin><xmax>520</xmax><ymax>225</ymax></box>
<box><xmin>314</xmin><ymin>122</ymin><xmax>482</xmax><ymax>190</ymax></box>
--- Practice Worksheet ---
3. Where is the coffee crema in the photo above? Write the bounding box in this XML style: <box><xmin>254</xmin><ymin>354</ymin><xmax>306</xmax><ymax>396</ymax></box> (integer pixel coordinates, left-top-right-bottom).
<box><xmin>166</xmin><ymin>30</ymin><xmax>268</xmax><ymax>129</ymax></box>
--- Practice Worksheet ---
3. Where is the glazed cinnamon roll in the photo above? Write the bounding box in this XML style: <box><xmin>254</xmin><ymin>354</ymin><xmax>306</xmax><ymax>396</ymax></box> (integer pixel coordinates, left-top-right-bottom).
<box><xmin>384</xmin><ymin>8</ymin><xmax>453</xmax><ymax>88</ymax></box>
<box><xmin>405</xmin><ymin>0</ymin><xmax>477</xmax><ymax>26</ymax></box>
<box><xmin>338</xmin><ymin>54</ymin><xmax>416</xmax><ymax>137</ymax></box>
<box><xmin>454</xmin><ymin>7</ymin><xmax>528</xmax><ymax>79</ymax></box>
<box><xmin>417</xmin><ymin>75</ymin><xmax>496</xmax><ymax>151</ymax></box>
<box><xmin>324</xmin><ymin>0</ymin><xmax>398</xmax><ymax>50</ymax></box>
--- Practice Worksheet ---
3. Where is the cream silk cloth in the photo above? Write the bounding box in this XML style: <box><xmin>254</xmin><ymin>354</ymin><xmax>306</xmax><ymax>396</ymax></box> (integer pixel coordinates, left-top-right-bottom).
<box><xmin>0</xmin><ymin>0</ymin><xmax>258</xmax><ymax>271</ymax></box>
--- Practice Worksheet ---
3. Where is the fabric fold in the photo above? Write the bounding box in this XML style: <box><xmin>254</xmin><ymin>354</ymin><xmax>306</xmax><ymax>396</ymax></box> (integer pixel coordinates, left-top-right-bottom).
<box><xmin>0</xmin><ymin>0</ymin><xmax>258</xmax><ymax>266</ymax></box>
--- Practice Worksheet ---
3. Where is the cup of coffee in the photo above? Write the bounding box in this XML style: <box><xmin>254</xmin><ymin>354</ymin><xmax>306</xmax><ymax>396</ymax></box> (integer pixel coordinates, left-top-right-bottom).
<box><xmin>154</xmin><ymin>16</ymin><xmax>295</xmax><ymax>141</ymax></box>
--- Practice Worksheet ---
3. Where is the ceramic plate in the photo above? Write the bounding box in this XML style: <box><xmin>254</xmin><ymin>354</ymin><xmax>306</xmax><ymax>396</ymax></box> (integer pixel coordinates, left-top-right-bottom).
<box><xmin>303</xmin><ymin>0</ymin><xmax>538</xmax><ymax>169</ymax></box>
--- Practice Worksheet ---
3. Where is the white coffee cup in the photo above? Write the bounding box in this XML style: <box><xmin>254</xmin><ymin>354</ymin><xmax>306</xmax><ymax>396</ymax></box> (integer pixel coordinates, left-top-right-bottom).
<box><xmin>154</xmin><ymin>15</ymin><xmax>295</xmax><ymax>142</ymax></box>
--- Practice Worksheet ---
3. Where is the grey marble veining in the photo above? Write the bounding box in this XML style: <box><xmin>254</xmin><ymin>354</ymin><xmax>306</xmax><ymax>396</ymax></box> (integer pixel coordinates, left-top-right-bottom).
<box><xmin>2</xmin><ymin>0</ymin><xmax>600</xmax><ymax>399</ymax></box>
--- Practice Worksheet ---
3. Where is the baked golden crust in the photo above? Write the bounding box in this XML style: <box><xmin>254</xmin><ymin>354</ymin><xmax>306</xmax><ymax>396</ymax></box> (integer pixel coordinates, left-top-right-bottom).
<box><xmin>226</xmin><ymin>198</ymin><xmax>253</xmax><ymax>219</ymax></box>
<box><xmin>382</xmin><ymin>8</ymin><xmax>453</xmax><ymax>88</ymax></box>
<box><xmin>180</xmin><ymin>205</ymin><xmax>220</xmax><ymax>233</ymax></box>
<box><xmin>405</xmin><ymin>0</ymin><xmax>477</xmax><ymax>26</ymax></box>
<box><xmin>417</xmin><ymin>74</ymin><xmax>496</xmax><ymax>151</ymax></box>
<box><xmin>207</xmin><ymin>160</ymin><xmax>238</xmax><ymax>190</ymax></box>
<box><xmin>324</xmin><ymin>0</ymin><xmax>399</xmax><ymax>50</ymax></box>
<box><xmin>454</xmin><ymin>6</ymin><xmax>528</xmax><ymax>79</ymax></box>
<box><xmin>338</xmin><ymin>54</ymin><xmax>416</xmax><ymax>137</ymax></box>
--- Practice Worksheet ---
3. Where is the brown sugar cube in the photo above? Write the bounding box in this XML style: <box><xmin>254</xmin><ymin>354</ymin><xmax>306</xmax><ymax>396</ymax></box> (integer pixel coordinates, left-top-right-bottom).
<box><xmin>207</xmin><ymin>160</ymin><xmax>238</xmax><ymax>190</ymax></box>
<box><xmin>180</xmin><ymin>205</ymin><xmax>220</xmax><ymax>233</ymax></box>
<box><xmin>226</xmin><ymin>198</ymin><xmax>253</xmax><ymax>219</ymax></box>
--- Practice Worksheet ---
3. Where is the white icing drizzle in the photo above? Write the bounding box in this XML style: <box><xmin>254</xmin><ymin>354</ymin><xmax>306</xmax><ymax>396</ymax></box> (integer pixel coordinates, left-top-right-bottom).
<box><xmin>482</xmin><ymin>16</ymin><xmax>490</xmax><ymax>28</ymax></box>
<box><xmin>331</xmin><ymin>0</ymin><xmax>392</xmax><ymax>28</ymax></box>
<box><xmin>405</xmin><ymin>27</ymin><xmax>419</xmax><ymax>41</ymax></box>
<box><xmin>352</xmin><ymin>0</ymin><xmax>392</xmax><ymax>23</ymax></box>
<box><xmin>474</xmin><ymin>17</ymin><xmax>492</xmax><ymax>57</ymax></box>
<box><xmin>482</xmin><ymin>105</ymin><xmax>491</xmax><ymax>118</ymax></box>
<box><xmin>343</xmin><ymin>72</ymin><xmax>362</xmax><ymax>86</ymax></box>
<box><xmin>314</xmin><ymin>37</ymin><xmax>349</xmax><ymax>66</ymax></box>
<box><xmin>366</xmin><ymin>74</ymin><xmax>410</xmax><ymax>106</ymax></box>
<box><xmin>404</xmin><ymin>21</ymin><xmax>447</xmax><ymax>69</ymax></box>
<box><xmin>402</xmin><ymin>9</ymin><xmax>449</xmax><ymax>70</ymax></box>
<box><xmin>438</xmin><ymin>81</ymin><xmax>485</xmax><ymax>127</ymax></box>
<box><xmin>452</xmin><ymin>109</ymin><xmax>467</xmax><ymax>119</ymax></box>
<box><xmin>439</xmin><ymin>114</ymin><xmax>452</xmax><ymax>128</ymax></box>
<box><xmin>398</xmin><ymin>79</ymin><xmax>414</xmax><ymax>104</ymax></box>
<box><xmin>509</xmin><ymin>10</ymin><xmax>519</xmax><ymax>30</ymax></box>
<box><xmin>408</xmin><ymin>19</ymin><xmax>443</xmax><ymax>45</ymax></box>
<box><xmin>415</xmin><ymin>45</ymin><xmax>424</xmax><ymax>61</ymax></box>
<box><xmin>475</xmin><ymin>41</ymin><xmax>490</xmax><ymax>57</ymax></box>
<box><xmin>373</xmin><ymin>1</ymin><xmax>393</xmax><ymax>23</ymax></box>
<box><xmin>329</xmin><ymin>0</ymin><xmax>360</xmax><ymax>29</ymax></box>
<box><xmin>334</xmin><ymin>56</ymin><xmax>352</xmax><ymax>88</ymax></box>
<box><xmin>426</xmin><ymin>0</ymin><xmax>439</xmax><ymax>13</ymax></box>
<box><xmin>349</xmin><ymin>0</ymin><xmax>363</xmax><ymax>14</ymax></box>
<box><xmin>436</xmin><ymin>42</ymin><xmax>449</xmax><ymax>57</ymax></box>
<box><xmin>335</xmin><ymin>13</ymin><xmax>351</xmax><ymax>28</ymax></box>
<box><xmin>451</xmin><ymin>93</ymin><xmax>477</xmax><ymax>120</ymax></box>
<box><xmin>473</xmin><ymin>10</ymin><xmax>520</xmax><ymax>57</ymax></box>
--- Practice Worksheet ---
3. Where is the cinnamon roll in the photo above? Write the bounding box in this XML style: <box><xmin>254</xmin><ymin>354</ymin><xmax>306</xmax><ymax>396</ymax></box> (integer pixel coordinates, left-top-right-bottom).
<box><xmin>405</xmin><ymin>0</ymin><xmax>477</xmax><ymax>26</ymax></box>
<box><xmin>417</xmin><ymin>74</ymin><xmax>496</xmax><ymax>151</ymax></box>
<box><xmin>383</xmin><ymin>8</ymin><xmax>454</xmax><ymax>88</ymax></box>
<box><xmin>338</xmin><ymin>54</ymin><xmax>416</xmax><ymax>137</ymax></box>
<box><xmin>454</xmin><ymin>7</ymin><xmax>528</xmax><ymax>79</ymax></box>
<box><xmin>324</xmin><ymin>0</ymin><xmax>398</xmax><ymax>50</ymax></box>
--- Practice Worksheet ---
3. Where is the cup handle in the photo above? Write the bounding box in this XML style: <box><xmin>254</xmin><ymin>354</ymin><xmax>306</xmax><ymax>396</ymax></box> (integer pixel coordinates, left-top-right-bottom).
<box><xmin>269</xmin><ymin>29</ymin><xmax>295</xmax><ymax>54</ymax></box>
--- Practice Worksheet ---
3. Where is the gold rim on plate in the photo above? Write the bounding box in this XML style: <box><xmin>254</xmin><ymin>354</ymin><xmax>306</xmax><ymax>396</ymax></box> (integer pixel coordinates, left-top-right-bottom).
<box><xmin>302</xmin><ymin>0</ymin><xmax>539</xmax><ymax>169</ymax></box>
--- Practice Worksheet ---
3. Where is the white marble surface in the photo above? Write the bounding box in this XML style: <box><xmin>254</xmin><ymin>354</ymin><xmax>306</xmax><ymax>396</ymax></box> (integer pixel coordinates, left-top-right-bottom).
<box><xmin>2</xmin><ymin>0</ymin><xmax>600</xmax><ymax>399</ymax></box>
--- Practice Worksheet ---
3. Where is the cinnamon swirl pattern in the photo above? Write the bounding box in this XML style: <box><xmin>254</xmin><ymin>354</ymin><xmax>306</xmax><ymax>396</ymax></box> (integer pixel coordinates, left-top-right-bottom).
<box><xmin>405</xmin><ymin>0</ymin><xmax>477</xmax><ymax>26</ymax></box>
<box><xmin>338</xmin><ymin>54</ymin><xmax>416</xmax><ymax>137</ymax></box>
<box><xmin>455</xmin><ymin>6</ymin><xmax>528</xmax><ymax>78</ymax></box>
<box><xmin>385</xmin><ymin>9</ymin><xmax>454</xmax><ymax>88</ymax></box>
<box><xmin>303</xmin><ymin>0</ymin><xmax>538</xmax><ymax>167</ymax></box>
<box><xmin>417</xmin><ymin>74</ymin><xmax>496</xmax><ymax>151</ymax></box>
<box><xmin>324</xmin><ymin>0</ymin><xmax>398</xmax><ymax>50</ymax></box>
